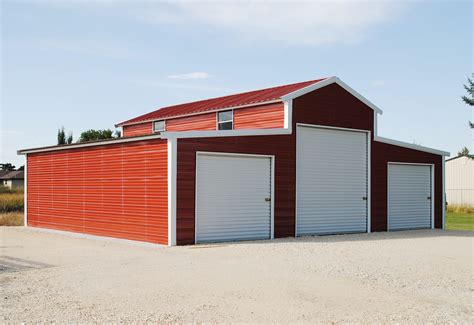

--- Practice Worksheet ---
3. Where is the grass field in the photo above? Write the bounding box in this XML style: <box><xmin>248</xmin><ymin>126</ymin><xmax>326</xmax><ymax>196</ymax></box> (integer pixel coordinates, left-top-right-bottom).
<box><xmin>0</xmin><ymin>212</ymin><xmax>24</xmax><ymax>226</ymax></box>
<box><xmin>0</xmin><ymin>187</ymin><xmax>24</xmax><ymax>226</ymax></box>
<box><xmin>446</xmin><ymin>211</ymin><xmax>473</xmax><ymax>231</ymax></box>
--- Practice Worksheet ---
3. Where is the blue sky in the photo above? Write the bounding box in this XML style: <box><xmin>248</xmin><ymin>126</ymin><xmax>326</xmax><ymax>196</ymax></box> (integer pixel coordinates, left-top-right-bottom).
<box><xmin>1</xmin><ymin>0</ymin><xmax>473</xmax><ymax>167</ymax></box>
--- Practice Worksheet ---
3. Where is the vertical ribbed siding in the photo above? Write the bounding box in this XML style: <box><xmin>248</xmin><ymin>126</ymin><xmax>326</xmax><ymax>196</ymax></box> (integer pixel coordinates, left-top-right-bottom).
<box><xmin>123</xmin><ymin>122</ymin><xmax>153</xmax><ymax>137</ymax></box>
<box><xmin>234</xmin><ymin>103</ymin><xmax>284</xmax><ymax>129</ymax></box>
<box><xmin>27</xmin><ymin>139</ymin><xmax>168</xmax><ymax>244</ymax></box>
<box><xmin>167</xmin><ymin>113</ymin><xmax>216</xmax><ymax>131</ymax></box>
<box><xmin>445</xmin><ymin>156</ymin><xmax>474</xmax><ymax>206</ymax></box>
<box><xmin>388</xmin><ymin>164</ymin><xmax>432</xmax><ymax>230</ymax></box>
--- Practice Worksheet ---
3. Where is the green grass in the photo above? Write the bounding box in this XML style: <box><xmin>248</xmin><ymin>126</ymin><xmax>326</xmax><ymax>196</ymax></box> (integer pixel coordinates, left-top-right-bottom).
<box><xmin>446</xmin><ymin>211</ymin><xmax>474</xmax><ymax>231</ymax></box>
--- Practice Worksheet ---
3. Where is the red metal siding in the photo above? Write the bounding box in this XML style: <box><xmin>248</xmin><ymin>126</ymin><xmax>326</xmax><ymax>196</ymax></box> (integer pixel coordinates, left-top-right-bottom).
<box><xmin>175</xmin><ymin>83</ymin><xmax>443</xmax><ymax>245</ymax></box>
<box><xmin>371</xmin><ymin>142</ymin><xmax>443</xmax><ymax>231</ymax></box>
<box><xmin>234</xmin><ymin>103</ymin><xmax>284</xmax><ymax>129</ymax></box>
<box><xmin>123</xmin><ymin>122</ymin><xmax>153</xmax><ymax>137</ymax></box>
<box><xmin>293</xmin><ymin>83</ymin><xmax>374</xmax><ymax>132</ymax></box>
<box><xmin>167</xmin><ymin>113</ymin><xmax>216</xmax><ymax>131</ymax></box>
<box><xmin>176</xmin><ymin>135</ymin><xmax>295</xmax><ymax>245</ymax></box>
<box><xmin>27</xmin><ymin>139</ymin><xmax>168</xmax><ymax>244</ymax></box>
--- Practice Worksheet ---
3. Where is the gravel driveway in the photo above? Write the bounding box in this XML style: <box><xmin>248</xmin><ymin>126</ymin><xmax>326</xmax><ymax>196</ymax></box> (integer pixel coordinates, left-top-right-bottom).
<box><xmin>1</xmin><ymin>227</ymin><xmax>472</xmax><ymax>323</ymax></box>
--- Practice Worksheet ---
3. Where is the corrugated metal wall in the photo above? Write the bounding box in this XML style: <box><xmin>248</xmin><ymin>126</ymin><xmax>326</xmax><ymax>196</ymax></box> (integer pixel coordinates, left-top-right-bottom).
<box><xmin>122</xmin><ymin>103</ymin><xmax>285</xmax><ymax>137</ymax></box>
<box><xmin>27</xmin><ymin>139</ymin><xmax>168</xmax><ymax>244</ymax></box>
<box><xmin>446</xmin><ymin>156</ymin><xmax>474</xmax><ymax>206</ymax></box>
<box><xmin>176</xmin><ymin>83</ymin><xmax>445</xmax><ymax>245</ymax></box>
<box><xmin>372</xmin><ymin>142</ymin><xmax>443</xmax><ymax>230</ymax></box>
<box><xmin>234</xmin><ymin>103</ymin><xmax>284</xmax><ymax>129</ymax></box>
<box><xmin>122</xmin><ymin>122</ymin><xmax>153</xmax><ymax>137</ymax></box>
<box><xmin>167</xmin><ymin>113</ymin><xmax>216</xmax><ymax>131</ymax></box>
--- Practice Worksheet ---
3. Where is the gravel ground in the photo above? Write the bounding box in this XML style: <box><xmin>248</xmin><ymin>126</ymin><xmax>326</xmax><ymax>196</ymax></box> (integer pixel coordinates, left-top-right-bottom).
<box><xmin>1</xmin><ymin>227</ymin><xmax>472</xmax><ymax>323</ymax></box>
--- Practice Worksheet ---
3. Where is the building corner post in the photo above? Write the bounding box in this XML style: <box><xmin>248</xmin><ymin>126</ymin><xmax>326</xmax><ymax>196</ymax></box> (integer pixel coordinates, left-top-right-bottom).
<box><xmin>442</xmin><ymin>157</ymin><xmax>446</xmax><ymax>229</ymax></box>
<box><xmin>24</xmin><ymin>154</ymin><xmax>28</xmax><ymax>227</ymax></box>
<box><xmin>168</xmin><ymin>138</ymin><xmax>177</xmax><ymax>246</ymax></box>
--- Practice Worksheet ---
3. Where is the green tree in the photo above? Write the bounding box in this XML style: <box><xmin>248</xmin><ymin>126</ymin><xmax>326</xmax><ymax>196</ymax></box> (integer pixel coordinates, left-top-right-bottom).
<box><xmin>462</xmin><ymin>76</ymin><xmax>473</xmax><ymax>128</ymax></box>
<box><xmin>57</xmin><ymin>127</ymin><xmax>66</xmax><ymax>145</ymax></box>
<box><xmin>0</xmin><ymin>163</ymin><xmax>16</xmax><ymax>171</ymax></box>
<box><xmin>458</xmin><ymin>147</ymin><xmax>470</xmax><ymax>157</ymax></box>
<box><xmin>78</xmin><ymin>129</ymin><xmax>114</xmax><ymax>143</ymax></box>
<box><xmin>66</xmin><ymin>132</ymin><xmax>73</xmax><ymax>144</ymax></box>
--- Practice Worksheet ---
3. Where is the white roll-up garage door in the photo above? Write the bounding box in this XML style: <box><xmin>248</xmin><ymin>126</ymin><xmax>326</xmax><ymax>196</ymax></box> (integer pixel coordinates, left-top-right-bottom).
<box><xmin>296</xmin><ymin>126</ymin><xmax>368</xmax><ymax>236</ymax></box>
<box><xmin>388</xmin><ymin>163</ymin><xmax>433</xmax><ymax>230</ymax></box>
<box><xmin>196</xmin><ymin>153</ymin><xmax>273</xmax><ymax>243</ymax></box>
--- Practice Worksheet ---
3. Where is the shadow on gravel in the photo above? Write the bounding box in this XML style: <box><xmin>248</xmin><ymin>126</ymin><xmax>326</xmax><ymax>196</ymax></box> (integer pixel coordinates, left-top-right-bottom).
<box><xmin>192</xmin><ymin>229</ymin><xmax>473</xmax><ymax>248</ymax></box>
<box><xmin>0</xmin><ymin>256</ymin><xmax>52</xmax><ymax>273</ymax></box>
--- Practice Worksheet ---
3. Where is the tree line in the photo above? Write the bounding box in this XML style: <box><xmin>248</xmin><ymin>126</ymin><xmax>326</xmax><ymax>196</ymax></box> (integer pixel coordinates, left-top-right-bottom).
<box><xmin>57</xmin><ymin>127</ymin><xmax>121</xmax><ymax>145</ymax></box>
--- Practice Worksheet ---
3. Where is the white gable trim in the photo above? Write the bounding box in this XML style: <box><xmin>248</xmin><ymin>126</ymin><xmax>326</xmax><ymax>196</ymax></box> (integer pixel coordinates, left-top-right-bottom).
<box><xmin>375</xmin><ymin>136</ymin><xmax>450</xmax><ymax>157</ymax></box>
<box><xmin>281</xmin><ymin>76</ymin><xmax>383</xmax><ymax>115</ymax></box>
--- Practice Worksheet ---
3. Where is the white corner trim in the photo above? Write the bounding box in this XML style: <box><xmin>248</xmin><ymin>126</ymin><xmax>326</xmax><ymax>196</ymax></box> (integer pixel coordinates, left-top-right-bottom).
<box><xmin>18</xmin><ymin>134</ymin><xmax>163</xmax><ymax>155</ymax></box>
<box><xmin>167</xmin><ymin>138</ymin><xmax>177</xmax><ymax>246</ymax></box>
<box><xmin>161</xmin><ymin>127</ymin><xmax>291</xmax><ymax>139</ymax></box>
<box><xmin>442</xmin><ymin>158</ymin><xmax>446</xmax><ymax>229</ymax></box>
<box><xmin>375</xmin><ymin>136</ymin><xmax>450</xmax><ymax>157</ymax></box>
<box><xmin>283</xmin><ymin>100</ymin><xmax>293</xmax><ymax>132</ymax></box>
<box><xmin>281</xmin><ymin>76</ymin><xmax>383</xmax><ymax>115</ymax></box>
<box><xmin>24</xmin><ymin>155</ymin><xmax>28</xmax><ymax>227</ymax></box>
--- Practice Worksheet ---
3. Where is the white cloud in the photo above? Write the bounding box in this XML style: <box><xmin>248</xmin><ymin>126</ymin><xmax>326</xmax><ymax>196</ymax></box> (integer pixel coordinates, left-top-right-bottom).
<box><xmin>133</xmin><ymin>1</ymin><xmax>408</xmax><ymax>46</ymax></box>
<box><xmin>168</xmin><ymin>72</ymin><xmax>212</xmax><ymax>80</ymax></box>
<box><xmin>40</xmin><ymin>1</ymin><xmax>409</xmax><ymax>46</ymax></box>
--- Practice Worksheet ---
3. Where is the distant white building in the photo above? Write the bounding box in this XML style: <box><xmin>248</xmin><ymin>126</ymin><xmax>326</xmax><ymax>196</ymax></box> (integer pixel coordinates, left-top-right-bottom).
<box><xmin>445</xmin><ymin>155</ymin><xmax>474</xmax><ymax>207</ymax></box>
<box><xmin>0</xmin><ymin>170</ymin><xmax>24</xmax><ymax>189</ymax></box>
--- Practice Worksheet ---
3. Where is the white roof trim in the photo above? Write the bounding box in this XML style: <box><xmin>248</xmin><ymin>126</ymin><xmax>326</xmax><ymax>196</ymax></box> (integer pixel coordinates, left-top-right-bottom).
<box><xmin>281</xmin><ymin>76</ymin><xmax>383</xmax><ymax>115</ymax></box>
<box><xmin>18</xmin><ymin>134</ymin><xmax>163</xmax><ymax>155</ymax></box>
<box><xmin>375</xmin><ymin>136</ymin><xmax>450</xmax><ymax>157</ymax></box>
<box><xmin>161</xmin><ymin>128</ymin><xmax>291</xmax><ymax>140</ymax></box>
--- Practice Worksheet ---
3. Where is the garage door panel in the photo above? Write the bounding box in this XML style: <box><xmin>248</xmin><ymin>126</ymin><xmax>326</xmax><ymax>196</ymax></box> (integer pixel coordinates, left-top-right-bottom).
<box><xmin>196</xmin><ymin>154</ymin><xmax>272</xmax><ymax>243</ymax></box>
<box><xmin>296</xmin><ymin>126</ymin><xmax>368</xmax><ymax>236</ymax></box>
<box><xmin>388</xmin><ymin>164</ymin><xmax>432</xmax><ymax>231</ymax></box>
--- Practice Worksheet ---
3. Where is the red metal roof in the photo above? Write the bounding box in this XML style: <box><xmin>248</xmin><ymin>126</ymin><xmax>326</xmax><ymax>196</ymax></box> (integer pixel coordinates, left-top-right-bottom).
<box><xmin>117</xmin><ymin>78</ymin><xmax>326</xmax><ymax>126</ymax></box>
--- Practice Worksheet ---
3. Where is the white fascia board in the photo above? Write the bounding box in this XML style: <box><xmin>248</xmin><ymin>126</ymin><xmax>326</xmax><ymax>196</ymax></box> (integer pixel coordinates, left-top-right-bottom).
<box><xmin>375</xmin><ymin>136</ymin><xmax>450</xmax><ymax>157</ymax></box>
<box><xmin>18</xmin><ymin>134</ymin><xmax>163</xmax><ymax>155</ymax></box>
<box><xmin>281</xmin><ymin>76</ymin><xmax>384</xmax><ymax>115</ymax></box>
<box><xmin>24</xmin><ymin>155</ymin><xmax>28</xmax><ymax>227</ymax></box>
<box><xmin>167</xmin><ymin>138</ymin><xmax>177</xmax><ymax>246</ymax></box>
<box><xmin>161</xmin><ymin>127</ymin><xmax>291</xmax><ymax>140</ymax></box>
